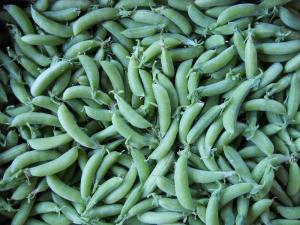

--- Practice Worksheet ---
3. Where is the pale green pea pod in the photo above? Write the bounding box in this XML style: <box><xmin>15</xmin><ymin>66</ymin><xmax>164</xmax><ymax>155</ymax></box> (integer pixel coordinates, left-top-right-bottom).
<box><xmin>246</xmin><ymin>199</ymin><xmax>273</xmax><ymax>225</ymax></box>
<box><xmin>206</xmin><ymin>189</ymin><xmax>221</xmax><ymax>225</ymax></box>
<box><xmin>259</xmin><ymin>0</ymin><xmax>292</xmax><ymax>8</ymax></box>
<box><xmin>170</xmin><ymin>46</ymin><xmax>204</xmax><ymax>62</ymax></box>
<box><xmin>187</xmin><ymin>101</ymin><xmax>229</xmax><ymax>144</ymax></box>
<box><xmin>27</xmin><ymin>147</ymin><xmax>78</xmax><ymax>177</ymax></box>
<box><xmin>217</xmin><ymin>3</ymin><xmax>259</xmax><ymax>25</ymax></box>
<box><xmin>187</xmin><ymin>4</ymin><xmax>216</xmax><ymax>28</ymax></box>
<box><xmin>212</xmin><ymin>17</ymin><xmax>254</xmax><ymax>36</ymax></box>
<box><xmin>204</xmin><ymin>34</ymin><xmax>225</xmax><ymax>50</ymax></box>
<box><xmin>142</xmin><ymin>152</ymin><xmax>174</xmax><ymax>197</ymax></box>
<box><xmin>279</xmin><ymin>7</ymin><xmax>300</xmax><ymax>31</ymax></box>
<box><xmin>58</xmin><ymin>104</ymin><xmax>95</xmax><ymax>148</ymax></box>
<box><xmin>245</xmin><ymin>31</ymin><xmax>258</xmax><ymax>78</ymax></box>
<box><xmin>72</xmin><ymin>8</ymin><xmax>119</xmax><ymax>35</ymax></box>
<box><xmin>138</xmin><ymin>211</ymin><xmax>185</xmax><ymax>224</ymax></box>
<box><xmin>196</xmin><ymin>46</ymin><xmax>236</xmax><ymax>74</ymax></box>
<box><xmin>122</xmin><ymin>24</ymin><xmax>165</xmax><ymax>39</ymax></box>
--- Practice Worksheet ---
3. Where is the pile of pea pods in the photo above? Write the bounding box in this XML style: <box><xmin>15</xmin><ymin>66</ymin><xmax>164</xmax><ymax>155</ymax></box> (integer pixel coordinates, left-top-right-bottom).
<box><xmin>1</xmin><ymin>0</ymin><xmax>300</xmax><ymax>224</ymax></box>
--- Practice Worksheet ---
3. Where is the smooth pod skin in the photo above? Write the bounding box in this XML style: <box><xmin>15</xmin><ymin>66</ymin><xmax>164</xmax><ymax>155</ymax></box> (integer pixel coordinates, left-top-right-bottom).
<box><xmin>27</xmin><ymin>147</ymin><xmax>78</xmax><ymax>177</ymax></box>
<box><xmin>246</xmin><ymin>199</ymin><xmax>273</xmax><ymax>225</ymax></box>
<box><xmin>86</xmin><ymin>177</ymin><xmax>123</xmax><ymax>211</ymax></box>
<box><xmin>233</xmin><ymin>29</ymin><xmax>245</xmax><ymax>61</ymax></box>
<box><xmin>138</xmin><ymin>211</ymin><xmax>184</xmax><ymax>224</ymax></box>
<box><xmin>187</xmin><ymin>4</ymin><xmax>216</xmax><ymax>28</ymax></box>
<box><xmin>43</xmin><ymin>8</ymin><xmax>80</xmax><ymax>22</ymax></box>
<box><xmin>112</xmin><ymin>111</ymin><xmax>157</xmax><ymax>148</ymax></box>
<box><xmin>206</xmin><ymin>190</ymin><xmax>220</xmax><ymax>225</ymax></box>
<box><xmin>4</xmin><ymin>4</ymin><xmax>34</xmax><ymax>34</ymax></box>
<box><xmin>188</xmin><ymin>167</ymin><xmax>236</xmax><ymax>183</ymax></box>
<box><xmin>195</xmin><ymin>0</ymin><xmax>238</xmax><ymax>8</ymax></box>
<box><xmin>175</xmin><ymin>59</ymin><xmax>192</xmax><ymax>106</ymax></box>
<box><xmin>21</xmin><ymin>34</ymin><xmax>65</xmax><ymax>46</ymax></box>
<box><xmin>161</xmin><ymin>8</ymin><xmax>192</xmax><ymax>35</ymax></box>
<box><xmin>122</xmin><ymin>24</ymin><xmax>164</xmax><ymax>39</ymax></box>
<box><xmin>58</xmin><ymin>104</ymin><xmax>94</xmax><ymax>148</ymax></box>
<box><xmin>143</xmin><ymin>152</ymin><xmax>174</xmax><ymax>197</ymax></box>
<box><xmin>142</xmin><ymin>37</ymin><xmax>182</xmax><ymax>63</ymax></box>
<box><xmin>11</xmin><ymin>112</ymin><xmax>60</xmax><ymax>127</ymax></box>
<box><xmin>179</xmin><ymin>102</ymin><xmax>204</xmax><ymax>143</ymax></box>
<box><xmin>31</xmin><ymin>7</ymin><xmax>72</xmax><ymax>38</ymax></box>
<box><xmin>245</xmin><ymin>32</ymin><xmax>258</xmax><ymax>78</ymax></box>
<box><xmin>46</xmin><ymin>174</ymin><xmax>82</xmax><ymax>203</ymax></box>
<box><xmin>219</xmin><ymin>183</ymin><xmax>252</xmax><ymax>207</ymax></box>
<box><xmin>127</xmin><ymin>53</ymin><xmax>145</xmax><ymax>97</ymax></box>
<box><xmin>10</xmin><ymin>151</ymin><xmax>60</xmax><ymax>173</ymax></box>
<box><xmin>217</xmin><ymin>3</ymin><xmax>258</xmax><ymax>25</ymax></box>
<box><xmin>174</xmin><ymin>152</ymin><xmax>195</xmax><ymax>210</ymax></box>
<box><xmin>287</xmin><ymin>162</ymin><xmax>300</xmax><ymax>196</ymax></box>
<box><xmin>287</xmin><ymin>72</ymin><xmax>300</xmax><ymax>121</ymax></box>
<box><xmin>78</xmin><ymin>55</ymin><xmax>99</xmax><ymax>92</ymax></box>
<box><xmin>242</xmin><ymin>99</ymin><xmax>286</xmax><ymax>114</ymax></box>
<box><xmin>72</xmin><ymin>8</ymin><xmax>118</xmax><ymax>35</ymax></box>
<box><xmin>197</xmin><ymin>46</ymin><xmax>236</xmax><ymax>74</ymax></box>
<box><xmin>65</xmin><ymin>40</ymin><xmax>100</xmax><ymax>58</ymax></box>
<box><xmin>187</xmin><ymin>101</ymin><xmax>228</xmax><ymax>144</ymax></box>
<box><xmin>223</xmin><ymin>77</ymin><xmax>257</xmax><ymax>134</ymax></box>
<box><xmin>161</xmin><ymin>42</ymin><xmax>175</xmax><ymax>78</ymax></box>
<box><xmin>285</xmin><ymin>53</ymin><xmax>300</xmax><ymax>72</ymax></box>
<box><xmin>257</xmin><ymin>40</ymin><xmax>300</xmax><ymax>55</ymax></box>
<box><xmin>80</xmin><ymin>150</ymin><xmax>105</xmax><ymax>200</ymax></box>
<box><xmin>100</xmin><ymin>60</ymin><xmax>125</xmax><ymax>94</ymax></box>
<box><xmin>149</xmin><ymin>116</ymin><xmax>179</xmax><ymax>160</ymax></box>
<box><xmin>104</xmin><ymin>165</ymin><xmax>137</xmax><ymax>204</ymax></box>
<box><xmin>11</xmin><ymin>199</ymin><xmax>35</xmax><ymax>225</ymax></box>
<box><xmin>84</xmin><ymin>106</ymin><xmax>113</xmax><ymax>122</ymax></box>
<box><xmin>30</xmin><ymin>60</ymin><xmax>71</xmax><ymax>97</ymax></box>
<box><xmin>153</xmin><ymin>83</ymin><xmax>171</xmax><ymax>137</ymax></box>
<box><xmin>279</xmin><ymin>7</ymin><xmax>300</xmax><ymax>31</ymax></box>
<box><xmin>131</xmin><ymin>149</ymin><xmax>150</xmax><ymax>184</ymax></box>
<box><xmin>27</xmin><ymin>133</ymin><xmax>72</xmax><ymax>150</ymax></box>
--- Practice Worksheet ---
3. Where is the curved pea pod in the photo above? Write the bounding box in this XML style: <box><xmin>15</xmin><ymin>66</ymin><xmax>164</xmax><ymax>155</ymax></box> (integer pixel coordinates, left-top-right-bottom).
<box><xmin>131</xmin><ymin>149</ymin><xmax>150</xmax><ymax>184</ymax></box>
<box><xmin>80</xmin><ymin>150</ymin><xmax>105</xmax><ymax>200</ymax></box>
<box><xmin>138</xmin><ymin>211</ymin><xmax>184</xmax><ymax>224</ymax></box>
<box><xmin>259</xmin><ymin>0</ymin><xmax>292</xmax><ymax>8</ymax></box>
<box><xmin>277</xmin><ymin>205</ymin><xmax>300</xmax><ymax>219</ymax></box>
<box><xmin>204</xmin><ymin>34</ymin><xmax>225</xmax><ymax>50</ymax></box>
<box><xmin>287</xmin><ymin>161</ymin><xmax>300</xmax><ymax>196</ymax></box>
<box><xmin>188</xmin><ymin>167</ymin><xmax>236</xmax><ymax>184</ymax></box>
<box><xmin>50</xmin><ymin>0</ymin><xmax>91</xmax><ymax>10</ymax></box>
<box><xmin>11</xmin><ymin>199</ymin><xmax>35</xmax><ymax>225</ymax></box>
<box><xmin>175</xmin><ymin>59</ymin><xmax>192</xmax><ymax>106</ymax></box>
<box><xmin>27</xmin><ymin>134</ymin><xmax>72</xmax><ymax>151</ymax></box>
<box><xmin>196</xmin><ymin>46</ymin><xmax>236</xmax><ymax>74</ymax></box>
<box><xmin>27</xmin><ymin>147</ymin><xmax>78</xmax><ymax>177</ymax></box>
<box><xmin>72</xmin><ymin>8</ymin><xmax>118</xmax><ymax>35</ymax></box>
<box><xmin>187</xmin><ymin>4</ymin><xmax>216</xmax><ymax>28</ymax></box>
<box><xmin>287</xmin><ymin>72</ymin><xmax>300</xmax><ymax>121</ymax></box>
<box><xmin>142</xmin><ymin>151</ymin><xmax>174</xmax><ymax>197</ymax></box>
<box><xmin>86</xmin><ymin>177</ymin><xmax>123</xmax><ymax>211</ymax></box>
<box><xmin>115</xmin><ymin>94</ymin><xmax>151</xmax><ymax>129</ymax></box>
<box><xmin>31</xmin><ymin>7</ymin><xmax>72</xmax><ymax>38</ymax></box>
<box><xmin>206</xmin><ymin>189</ymin><xmax>221</xmax><ymax>225</ymax></box>
<box><xmin>11</xmin><ymin>112</ymin><xmax>60</xmax><ymax>127</ymax></box>
<box><xmin>149</xmin><ymin>116</ymin><xmax>179</xmax><ymax>160</ymax></box>
<box><xmin>279</xmin><ymin>7</ymin><xmax>300</xmax><ymax>31</ymax></box>
<box><xmin>243</xmin><ymin>128</ymin><xmax>274</xmax><ymax>156</ymax></box>
<box><xmin>174</xmin><ymin>152</ymin><xmax>195</xmax><ymax>210</ymax></box>
<box><xmin>122</xmin><ymin>24</ymin><xmax>164</xmax><ymax>39</ymax></box>
<box><xmin>46</xmin><ymin>174</ymin><xmax>82</xmax><ymax>204</ymax></box>
<box><xmin>21</xmin><ymin>34</ymin><xmax>65</xmax><ymax>46</ymax></box>
<box><xmin>212</xmin><ymin>17</ymin><xmax>253</xmax><ymax>35</ymax></box>
<box><xmin>131</xmin><ymin>9</ymin><xmax>180</xmax><ymax>33</ymax></box>
<box><xmin>141</xmin><ymin>37</ymin><xmax>182</xmax><ymax>64</ymax></box>
<box><xmin>245</xmin><ymin>32</ymin><xmax>258</xmax><ymax>78</ymax></box>
<box><xmin>223</xmin><ymin>76</ymin><xmax>258</xmax><ymax>134</ymax></box>
<box><xmin>285</xmin><ymin>53</ymin><xmax>300</xmax><ymax>72</ymax></box>
<box><xmin>4</xmin><ymin>4</ymin><xmax>34</xmax><ymax>34</ymax></box>
<box><xmin>161</xmin><ymin>7</ymin><xmax>192</xmax><ymax>35</ymax></box>
<box><xmin>242</xmin><ymin>98</ymin><xmax>286</xmax><ymax>114</ymax></box>
<box><xmin>217</xmin><ymin>3</ymin><xmax>258</xmax><ymax>25</ymax></box>
<box><xmin>246</xmin><ymin>199</ymin><xmax>273</xmax><ymax>225</ymax></box>
<box><xmin>78</xmin><ymin>55</ymin><xmax>99</xmax><ymax>92</ymax></box>
<box><xmin>100</xmin><ymin>60</ymin><xmax>125</xmax><ymax>95</ymax></box>
<box><xmin>195</xmin><ymin>0</ymin><xmax>239</xmax><ymax>8</ymax></box>
<box><xmin>170</xmin><ymin>46</ymin><xmax>204</xmax><ymax>62</ymax></box>
<box><xmin>179</xmin><ymin>102</ymin><xmax>204</xmax><ymax>144</ymax></box>
<box><xmin>223</xmin><ymin>146</ymin><xmax>255</xmax><ymax>184</ymax></box>
<box><xmin>65</xmin><ymin>40</ymin><xmax>100</xmax><ymax>58</ymax></box>
<box><xmin>102</xmin><ymin>20</ymin><xmax>133</xmax><ymax>50</ymax></box>
<box><xmin>112</xmin><ymin>111</ymin><xmax>157</xmax><ymax>148</ymax></box>
<box><xmin>115</xmin><ymin>0</ymin><xmax>155</xmax><ymax>9</ymax></box>
<box><xmin>43</xmin><ymin>8</ymin><xmax>80</xmax><ymax>22</ymax></box>
<box><xmin>58</xmin><ymin>104</ymin><xmax>94</xmax><ymax>148</ymax></box>
<box><xmin>219</xmin><ymin>183</ymin><xmax>252</xmax><ymax>208</ymax></box>
<box><xmin>127</xmin><ymin>52</ymin><xmax>145</xmax><ymax>97</ymax></box>
<box><xmin>187</xmin><ymin>101</ymin><xmax>228</xmax><ymax>144</ymax></box>
<box><xmin>30</xmin><ymin>60</ymin><xmax>70</xmax><ymax>97</ymax></box>
<box><xmin>233</xmin><ymin>29</ymin><xmax>245</xmax><ymax>60</ymax></box>
<box><xmin>257</xmin><ymin>40</ymin><xmax>300</xmax><ymax>55</ymax></box>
